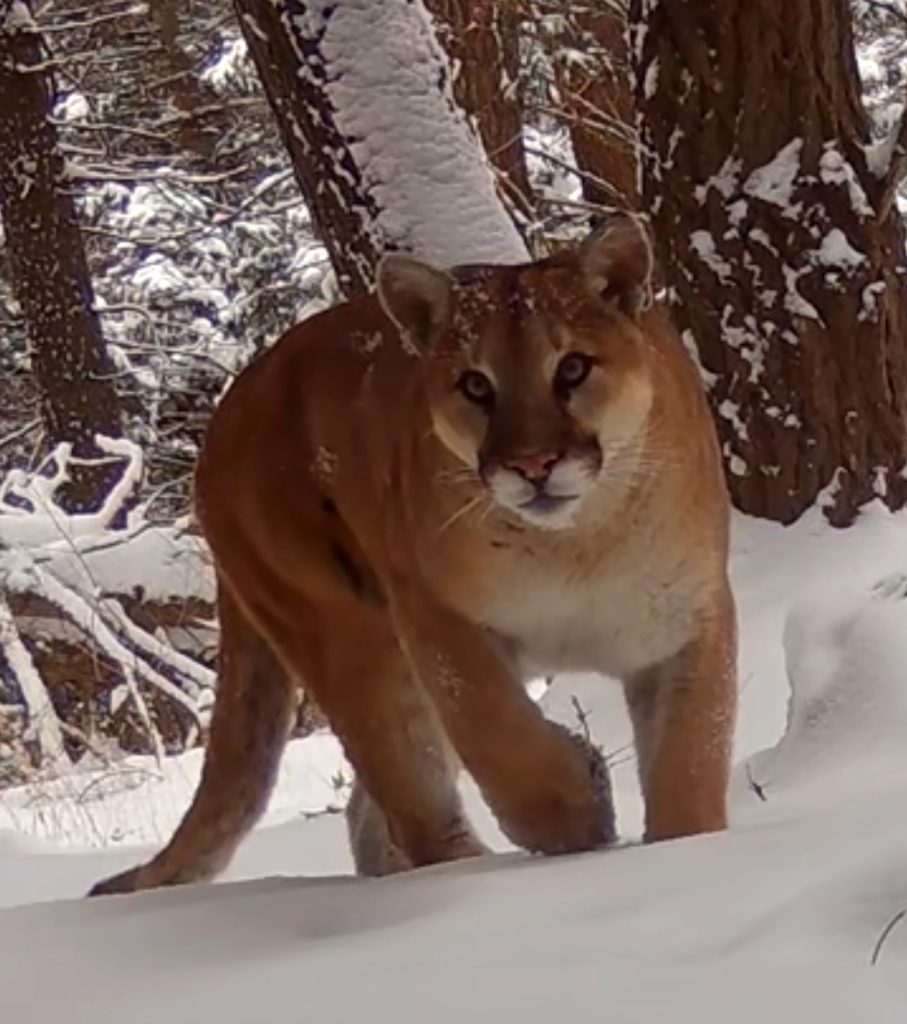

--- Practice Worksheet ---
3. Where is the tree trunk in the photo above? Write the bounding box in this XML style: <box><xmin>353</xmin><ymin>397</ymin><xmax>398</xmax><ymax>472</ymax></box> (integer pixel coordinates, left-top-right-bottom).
<box><xmin>630</xmin><ymin>0</ymin><xmax>907</xmax><ymax>525</ymax></box>
<box><xmin>424</xmin><ymin>0</ymin><xmax>532</xmax><ymax>213</ymax></box>
<box><xmin>146</xmin><ymin>0</ymin><xmax>225</xmax><ymax>160</ymax></box>
<box><xmin>0</xmin><ymin>1</ymin><xmax>124</xmax><ymax>512</ymax></box>
<box><xmin>233</xmin><ymin>0</ymin><xmax>526</xmax><ymax>294</ymax></box>
<box><xmin>549</xmin><ymin>2</ymin><xmax>637</xmax><ymax>210</ymax></box>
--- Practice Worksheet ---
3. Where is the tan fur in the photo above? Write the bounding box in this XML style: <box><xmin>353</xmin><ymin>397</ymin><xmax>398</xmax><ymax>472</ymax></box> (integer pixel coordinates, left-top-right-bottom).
<box><xmin>89</xmin><ymin>215</ymin><xmax>736</xmax><ymax>896</ymax></box>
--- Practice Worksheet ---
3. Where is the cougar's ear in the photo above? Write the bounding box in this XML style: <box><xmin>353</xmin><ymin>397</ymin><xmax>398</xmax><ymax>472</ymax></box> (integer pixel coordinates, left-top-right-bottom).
<box><xmin>577</xmin><ymin>212</ymin><xmax>654</xmax><ymax>319</ymax></box>
<box><xmin>376</xmin><ymin>253</ymin><xmax>453</xmax><ymax>345</ymax></box>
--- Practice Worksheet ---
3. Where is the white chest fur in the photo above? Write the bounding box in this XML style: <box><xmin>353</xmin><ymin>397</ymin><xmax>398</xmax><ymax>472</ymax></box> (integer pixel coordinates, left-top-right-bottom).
<box><xmin>475</xmin><ymin>538</ymin><xmax>705</xmax><ymax>681</ymax></box>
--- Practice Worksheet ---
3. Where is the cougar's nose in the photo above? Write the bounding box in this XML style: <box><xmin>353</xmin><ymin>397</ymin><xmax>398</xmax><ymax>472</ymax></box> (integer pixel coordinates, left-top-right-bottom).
<box><xmin>503</xmin><ymin>449</ymin><xmax>563</xmax><ymax>485</ymax></box>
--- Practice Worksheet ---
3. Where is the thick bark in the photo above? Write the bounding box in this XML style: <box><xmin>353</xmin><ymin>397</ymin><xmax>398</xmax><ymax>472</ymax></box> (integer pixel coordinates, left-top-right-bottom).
<box><xmin>0</xmin><ymin>2</ymin><xmax>124</xmax><ymax>511</ymax></box>
<box><xmin>550</xmin><ymin>2</ymin><xmax>637</xmax><ymax>210</ymax></box>
<box><xmin>233</xmin><ymin>0</ymin><xmax>525</xmax><ymax>295</ymax></box>
<box><xmin>232</xmin><ymin>0</ymin><xmax>380</xmax><ymax>296</ymax></box>
<box><xmin>630</xmin><ymin>0</ymin><xmax>907</xmax><ymax>524</ymax></box>
<box><xmin>424</xmin><ymin>0</ymin><xmax>531</xmax><ymax>211</ymax></box>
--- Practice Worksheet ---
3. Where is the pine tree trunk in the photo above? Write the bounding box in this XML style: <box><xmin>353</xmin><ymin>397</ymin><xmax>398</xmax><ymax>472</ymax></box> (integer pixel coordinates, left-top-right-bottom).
<box><xmin>424</xmin><ymin>0</ymin><xmax>531</xmax><ymax>212</ymax></box>
<box><xmin>550</xmin><ymin>2</ymin><xmax>637</xmax><ymax>210</ymax></box>
<box><xmin>630</xmin><ymin>0</ymin><xmax>907</xmax><ymax>525</ymax></box>
<box><xmin>0</xmin><ymin>2</ymin><xmax>124</xmax><ymax>512</ymax></box>
<box><xmin>232</xmin><ymin>0</ymin><xmax>380</xmax><ymax>295</ymax></box>
<box><xmin>233</xmin><ymin>0</ymin><xmax>525</xmax><ymax>295</ymax></box>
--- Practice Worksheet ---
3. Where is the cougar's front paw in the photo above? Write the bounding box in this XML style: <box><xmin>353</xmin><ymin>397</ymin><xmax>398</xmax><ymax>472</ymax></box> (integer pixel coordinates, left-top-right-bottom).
<box><xmin>494</xmin><ymin>724</ymin><xmax>616</xmax><ymax>856</ymax></box>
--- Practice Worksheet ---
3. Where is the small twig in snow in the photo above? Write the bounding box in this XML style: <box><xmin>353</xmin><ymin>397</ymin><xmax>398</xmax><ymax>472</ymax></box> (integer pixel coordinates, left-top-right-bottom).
<box><xmin>57</xmin><ymin>720</ymin><xmax>113</xmax><ymax>767</ymax></box>
<box><xmin>870</xmin><ymin>909</ymin><xmax>906</xmax><ymax>965</ymax></box>
<box><xmin>570</xmin><ymin>694</ymin><xmax>592</xmax><ymax>743</ymax></box>
<box><xmin>746</xmin><ymin>763</ymin><xmax>768</xmax><ymax>802</ymax></box>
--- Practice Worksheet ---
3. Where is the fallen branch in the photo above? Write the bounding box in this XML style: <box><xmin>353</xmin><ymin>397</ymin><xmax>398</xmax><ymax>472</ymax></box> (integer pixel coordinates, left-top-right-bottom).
<box><xmin>98</xmin><ymin>595</ymin><xmax>214</xmax><ymax>701</ymax></box>
<box><xmin>28</xmin><ymin>563</ymin><xmax>200</xmax><ymax>753</ymax></box>
<box><xmin>0</xmin><ymin>593</ymin><xmax>71</xmax><ymax>773</ymax></box>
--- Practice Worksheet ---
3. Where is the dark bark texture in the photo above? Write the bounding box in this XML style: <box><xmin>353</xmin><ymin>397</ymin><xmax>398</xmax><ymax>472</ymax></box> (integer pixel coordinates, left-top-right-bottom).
<box><xmin>0</xmin><ymin>2</ymin><xmax>124</xmax><ymax>511</ymax></box>
<box><xmin>631</xmin><ymin>0</ymin><xmax>907</xmax><ymax>524</ymax></box>
<box><xmin>232</xmin><ymin>0</ymin><xmax>381</xmax><ymax>297</ymax></box>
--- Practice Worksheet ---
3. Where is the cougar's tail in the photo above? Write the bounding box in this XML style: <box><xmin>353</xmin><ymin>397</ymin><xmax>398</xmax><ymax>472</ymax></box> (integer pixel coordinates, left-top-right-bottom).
<box><xmin>88</xmin><ymin>579</ymin><xmax>296</xmax><ymax>895</ymax></box>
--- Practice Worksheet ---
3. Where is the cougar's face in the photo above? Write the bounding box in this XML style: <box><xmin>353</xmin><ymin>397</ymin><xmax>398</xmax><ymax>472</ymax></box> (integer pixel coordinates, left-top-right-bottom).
<box><xmin>425</xmin><ymin>268</ymin><xmax>653</xmax><ymax>529</ymax></box>
<box><xmin>377</xmin><ymin>215</ymin><xmax>656</xmax><ymax>531</ymax></box>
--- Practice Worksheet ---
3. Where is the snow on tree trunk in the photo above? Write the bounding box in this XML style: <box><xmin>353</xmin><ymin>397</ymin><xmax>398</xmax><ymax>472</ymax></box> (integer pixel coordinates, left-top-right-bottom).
<box><xmin>233</xmin><ymin>0</ymin><xmax>526</xmax><ymax>296</ymax></box>
<box><xmin>423</xmin><ymin>0</ymin><xmax>532</xmax><ymax>214</ymax></box>
<box><xmin>630</xmin><ymin>0</ymin><xmax>907</xmax><ymax>525</ymax></box>
<box><xmin>0</xmin><ymin>1</ymin><xmax>124</xmax><ymax>513</ymax></box>
<box><xmin>549</xmin><ymin>1</ymin><xmax>637</xmax><ymax>210</ymax></box>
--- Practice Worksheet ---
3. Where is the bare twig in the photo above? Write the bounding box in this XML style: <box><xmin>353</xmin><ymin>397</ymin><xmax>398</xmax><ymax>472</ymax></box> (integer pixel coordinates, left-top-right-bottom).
<box><xmin>862</xmin><ymin>0</ymin><xmax>907</xmax><ymax>30</ymax></box>
<box><xmin>570</xmin><ymin>694</ymin><xmax>592</xmax><ymax>742</ymax></box>
<box><xmin>0</xmin><ymin>418</ymin><xmax>41</xmax><ymax>452</ymax></box>
<box><xmin>746</xmin><ymin>763</ymin><xmax>768</xmax><ymax>802</ymax></box>
<box><xmin>870</xmin><ymin>909</ymin><xmax>906</xmax><ymax>965</ymax></box>
<box><xmin>34</xmin><ymin>6</ymin><xmax>146</xmax><ymax>34</ymax></box>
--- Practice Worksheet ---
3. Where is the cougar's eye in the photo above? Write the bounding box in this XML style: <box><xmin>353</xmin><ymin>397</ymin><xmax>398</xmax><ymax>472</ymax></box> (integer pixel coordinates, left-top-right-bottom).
<box><xmin>554</xmin><ymin>352</ymin><xmax>595</xmax><ymax>392</ymax></box>
<box><xmin>457</xmin><ymin>369</ymin><xmax>495</xmax><ymax>408</ymax></box>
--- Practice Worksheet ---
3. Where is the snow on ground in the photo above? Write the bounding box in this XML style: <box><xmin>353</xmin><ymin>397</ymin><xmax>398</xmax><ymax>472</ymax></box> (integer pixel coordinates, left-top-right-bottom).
<box><xmin>1</xmin><ymin>503</ymin><xmax>907</xmax><ymax>1020</ymax></box>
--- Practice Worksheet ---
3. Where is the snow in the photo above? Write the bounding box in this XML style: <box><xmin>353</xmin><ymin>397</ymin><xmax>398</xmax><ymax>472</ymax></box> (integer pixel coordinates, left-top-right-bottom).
<box><xmin>0</xmin><ymin>440</ymin><xmax>213</xmax><ymax>604</ymax></box>
<box><xmin>782</xmin><ymin>263</ymin><xmax>821</xmax><ymax>320</ymax></box>
<box><xmin>679</xmin><ymin>328</ymin><xmax>718</xmax><ymax>389</ymax></box>
<box><xmin>0</xmin><ymin>732</ymin><xmax>348</xmax><ymax>851</ymax></box>
<box><xmin>819</xmin><ymin>145</ymin><xmax>875</xmax><ymax>217</ymax></box>
<box><xmin>693</xmin><ymin>154</ymin><xmax>741</xmax><ymax>203</ymax></box>
<box><xmin>642</xmin><ymin>57</ymin><xmax>659</xmax><ymax>100</ymax></box>
<box><xmin>0</xmin><ymin>436</ymin><xmax>144</xmax><ymax>547</ymax></box>
<box><xmin>817</xmin><ymin>227</ymin><xmax>866</xmax><ymax>269</ymax></box>
<box><xmin>716</xmin><ymin>398</ymin><xmax>749</xmax><ymax>442</ymax></box>
<box><xmin>2</xmin><ymin>505</ymin><xmax>907</xmax><ymax>1020</ymax></box>
<box><xmin>720</xmin><ymin>306</ymin><xmax>768</xmax><ymax>382</ymax></box>
<box><xmin>865</xmin><ymin>118</ymin><xmax>902</xmax><ymax>178</ymax></box>
<box><xmin>2</xmin><ymin>0</ymin><xmax>34</xmax><ymax>32</ymax></box>
<box><xmin>743</xmin><ymin>138</ymin><xmax>803</xmax><ymax>213</ymax></box>
<box><xmin>862</xmin><ymin>279</ymin><xmax>887</xmax><ymax>321</ymax></box>
<box><xmin>689</xmin><ymin>229</ymin><xmax>732</xmax><ymax>282</ymax></box>
<box><xmin>299</xmin><ymin>0</ymin><xmax>526</xmax><ymax>267</ymax></box>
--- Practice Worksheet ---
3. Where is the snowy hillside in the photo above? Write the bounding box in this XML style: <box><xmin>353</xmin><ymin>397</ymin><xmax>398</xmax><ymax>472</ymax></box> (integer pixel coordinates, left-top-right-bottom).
<box><xmin>1</xmin><ymin>505</ymin><xmax>907</xmax><ymax>1021</ymax></box>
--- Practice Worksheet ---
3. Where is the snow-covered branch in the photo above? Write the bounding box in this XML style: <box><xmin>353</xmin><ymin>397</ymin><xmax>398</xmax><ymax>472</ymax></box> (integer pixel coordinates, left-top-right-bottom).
<box><xmin>0</xmin><ymin>593</ymin><xmax>70</xmax><ymax>773</ymax></box>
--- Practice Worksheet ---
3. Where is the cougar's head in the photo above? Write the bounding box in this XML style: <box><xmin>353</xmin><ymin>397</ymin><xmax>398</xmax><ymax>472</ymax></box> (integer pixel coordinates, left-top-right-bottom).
<box><xmin>377</xmin><ymin>213</ymin><xmax>656</xmax><ymax>531</ymax></box>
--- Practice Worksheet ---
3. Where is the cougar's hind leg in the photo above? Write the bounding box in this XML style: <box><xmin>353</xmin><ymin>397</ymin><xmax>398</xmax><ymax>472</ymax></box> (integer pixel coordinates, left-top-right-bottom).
<box><xmin>334</xmin><ymin>655</ymin><xmax>483</xmax><ymax>874</ymax></box>
<box><xmin>344</xmin><ymin>725</ymin><xmax>468</xmax><ymax>877</ymax></box>
<box><xmin>345</xmin><ymin>777</ymin><xmax>412</xmax><ymax>877</ymax></box>
<box><xmin>89</xmin><ymin>581</ymin><xmax>297</xmax><ymax>896</ymax></box>
<box><xmin>267</xmin><ymin>599</ymin><xmax>485</xmax><ymax>875</ymax></box>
